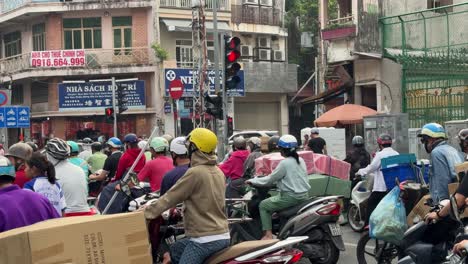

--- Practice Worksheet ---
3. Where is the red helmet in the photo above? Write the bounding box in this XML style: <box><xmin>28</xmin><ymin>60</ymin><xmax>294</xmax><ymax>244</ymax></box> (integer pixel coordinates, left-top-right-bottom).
<box><xmin>377</xmin><ymin>134</ymin><xmax>392</xmax><ymax>146</ymax></box>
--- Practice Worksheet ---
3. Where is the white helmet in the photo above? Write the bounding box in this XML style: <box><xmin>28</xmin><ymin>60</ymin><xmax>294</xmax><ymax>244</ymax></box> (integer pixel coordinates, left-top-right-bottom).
<box><xmin>310</xmin><ymin>127</ymin><xmax>319</xmax><ymax>135</ymax></box>
<box><xmin>170</xmin><ymin>137</ymin><xmax>188</xmax><ymax>155</ymax></box>
<box><xmin>138</xmin><ymin>140</ymin><xmax>148</xmax><ymax>150</ymax></box>
<box><xmin>247</xmin><ymin>137</ymin><xmax>261</xmax><ymax>147</ymax></box>
<box><xmin>278</xmin><ymin>135</ymin><xmax>298</xmax><ymax>150</ymax></box>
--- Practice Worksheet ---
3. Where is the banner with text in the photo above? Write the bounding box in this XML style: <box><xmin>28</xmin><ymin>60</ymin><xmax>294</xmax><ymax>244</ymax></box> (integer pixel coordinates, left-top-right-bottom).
<box><xmin>164</xmin><ymin>68</ymin><xmax>245</xmax><ymax>97</ymax></box>
<box><xmin>58</xmin><ymin>81</ymin><xmax>145</xmax><ymax>111</ymax></box>
<box><xmin>31</xmin><ymin>49</ymin><xmax>86</xmax><ymax>68</ymax></box>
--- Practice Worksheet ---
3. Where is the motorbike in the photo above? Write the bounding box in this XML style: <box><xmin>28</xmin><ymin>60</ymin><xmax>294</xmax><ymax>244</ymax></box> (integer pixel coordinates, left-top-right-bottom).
<box><xmin>228</xmin><ymin>185</ymin><xmax>345</xmax><ymax>264</ymax></box>
<box><xmin>356</xmin><ymin>180</ymin><xmax>429</xmax><ymax>264</ymax></box>
<box><xmin>348</xmin><ymin>179</ymin><xmax>371</xmax><ymax>232</ymax></box>
<box><xmin>398</xmin><ymin>195</ymin><xmax>467</xmax><ymax>264</ymax></box>
<box><xmin>130</xmin><ymin>192</ymin><xmax>308</xmax><ymax>264</ymax></box>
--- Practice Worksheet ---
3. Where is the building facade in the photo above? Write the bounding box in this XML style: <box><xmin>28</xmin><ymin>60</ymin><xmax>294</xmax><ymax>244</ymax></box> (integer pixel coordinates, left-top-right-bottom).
<box><xmin>0</xmin><ymin>0</ymin><xmax>158</xmax><ymax>146</ymax></box>
<box><xmin>158</xmin><ymin>0</ymin><xmax>296</xmax><ymax>136</ymax></box>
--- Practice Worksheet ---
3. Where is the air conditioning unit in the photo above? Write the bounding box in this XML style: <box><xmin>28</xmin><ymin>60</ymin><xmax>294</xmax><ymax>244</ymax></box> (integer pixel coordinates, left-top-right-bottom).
<box><xmin>258</xmin><ymin>49</ymin><xmax>271</xmax><ymax>61</ymax></box>
<box><xmin>259</xmin><ymin>0</ymin><xmax>272</xmax><ymax>6</ymax></box>
<box><xmin>241</xmin><ymin>45</ymin><xmax>252</xmax><ymax>57</ymax></box>
<box><xmin>273</xmin><ymin>50</ymin><xmax>283</xmax><ymax>61</ymax></box>
<box><xmin>258</xmin><ymin>37</ymin><xmax>271</xmax><ymax>48</ymax></box>
<box><xmin>242</xmin><ymin>0</ymin><xmax>259</xmax><ymax>5</ymax></box>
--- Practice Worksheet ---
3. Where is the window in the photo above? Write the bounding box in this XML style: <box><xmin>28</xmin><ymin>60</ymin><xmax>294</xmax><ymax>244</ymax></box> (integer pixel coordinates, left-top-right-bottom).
<box><xmin>63</xmin><ymin>17</ymin><xmax>102</xmax><ymax>49</ymax></box>
<box><xmin>4</xmin><ymin>31</ymin><xmax>21</xmax><ymax>58</ymax></box>
<box><xmin>11</xmin><ymin>85</ymin><xmax>23</xmax><ymax>105</ymax></box>
<box><xmin>428</xmin><ymin>0</ymin><xmax>453</xmax><ymax>12</ymax></box>
<box><xmin>112</xmin><ymin>17</ymin><xmax>132</xmax><ymax>55</ymax></box>
<box><xmin>31</xmin><ymin>82</ymin><xmax>49</xmax><ymax>104</ymax></box>
<box><xmin>33</xmin><ymin>23</ymin><xmax>46</xmax><ymax>51</ymax></box>
<box><xmin>175</xmin><ymin>40</ymin><xmax>215</xmax><ymax>68</ymax></box>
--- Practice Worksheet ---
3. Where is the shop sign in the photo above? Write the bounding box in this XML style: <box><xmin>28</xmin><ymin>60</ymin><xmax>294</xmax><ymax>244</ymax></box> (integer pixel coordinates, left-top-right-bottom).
<box><xmin>164</xmin><ymin>69</ymin><xmax>245</xmax><ymax>97</ymax></box>
<box><xmin>0</xmin><ymin>106</ymin><xmax>30</xmax><ymax>128</ymax></box>
<box><xmin>31</xmin><ymin>49</ymin><xmax>86</xmax><ymax>68</ymax></box>
<box><xmin>58</xmin><ymin>81</ymin><xmax>146</xmax><ymax>111</ymax></box>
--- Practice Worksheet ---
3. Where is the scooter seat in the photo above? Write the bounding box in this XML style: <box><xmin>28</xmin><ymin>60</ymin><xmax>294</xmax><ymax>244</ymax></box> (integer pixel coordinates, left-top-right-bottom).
<box><xmin>205</xmin><ymin>239</ymin><xmax>278</xmax><ymax>264</ymax></box>
<box><xmin>277</xmin><ymin>197</ymin><xmax>318</xmax><ymax>218</ymax></box>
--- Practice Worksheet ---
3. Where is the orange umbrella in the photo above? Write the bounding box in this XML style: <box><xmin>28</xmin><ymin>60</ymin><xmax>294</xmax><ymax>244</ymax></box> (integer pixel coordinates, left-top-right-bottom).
<box><xmin>314</xmin><ymin>104</ymin><xmax>377</xmax><ymax>127</ymax></box>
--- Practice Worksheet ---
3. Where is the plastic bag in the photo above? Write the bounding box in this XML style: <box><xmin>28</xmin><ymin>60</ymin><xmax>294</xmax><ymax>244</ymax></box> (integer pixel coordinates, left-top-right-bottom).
<box><xmin>369</xmin><ymin>186</ymin><xmax>407</xmax><ymax>245</ymax></box>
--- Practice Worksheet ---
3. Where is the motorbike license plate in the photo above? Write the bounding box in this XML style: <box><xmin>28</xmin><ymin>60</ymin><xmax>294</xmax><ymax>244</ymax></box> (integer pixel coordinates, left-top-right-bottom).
<box><xmin>328</xmin><ymin>223</ymin><xmax>342</xmax><ymax>236</ymax></box>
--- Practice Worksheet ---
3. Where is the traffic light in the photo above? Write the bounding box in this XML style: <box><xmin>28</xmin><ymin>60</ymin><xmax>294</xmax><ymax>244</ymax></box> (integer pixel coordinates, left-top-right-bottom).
<box><xmin>117</xmin><ymin>84</ymin><xmax>128</xmax><ymax>114</ymax></box>
<box><xmin>224</xmin><ymin>36</ymin><xmax>242</xmax><ymax>90</ymax></box>
<box><xmin>227</xmin><ymin>116</ymin><xmax>233</xmax><ymax>137</ymax></box>
<box><xmin>205</xmin><ymin>94</ymin><xmax>223</xmax><ymax>120</ymax></box>
<box><xmin>105</xmin><ymin>107</ymin><xmax>114</xmax><ymax>122</ymax></box>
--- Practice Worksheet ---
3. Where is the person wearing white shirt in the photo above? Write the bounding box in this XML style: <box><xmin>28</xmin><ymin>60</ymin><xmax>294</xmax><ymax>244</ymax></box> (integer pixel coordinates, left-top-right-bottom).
<box><xmin>356</xmin><ymin>134</ymin><xmax>399</xmax><ymax>225</ymax></box>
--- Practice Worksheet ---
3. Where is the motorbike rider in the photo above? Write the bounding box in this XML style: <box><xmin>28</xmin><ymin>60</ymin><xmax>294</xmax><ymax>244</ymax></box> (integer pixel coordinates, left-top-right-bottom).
<box><xmin>160</xmin><ymin>136</ymin><xmax>190</xmax><ymax>196</ymax></box>
<box><xmin>26</xmin><ymin>141</ymin><xmax>39</xmax><ymax>153</ymax></box>
<box><xmin>138</xmin><ymin>140</ymin><xmax>152</xmax><ymax>162</ymax></box>
<box><xmin>220</xmin><ymin>136</ymin><xmax>249</xmax><ymax>181</ymax></box>
<box><xmin>356</xmin><ymin>134</ymin><xmax>399</xmax><ymax>225</ymax></box>
<box><xmin>112</xmin><ymin>133</ymin><xmax>146</xmax><ymax>182</ymax></box>
<box><xmin>243</xmin><ymin>137</ymin><xmax>263</xmax><ymax>179</ymax></box>
<box><xmin>89</xmin><ymin>137</ymin><xmax>122</xmax><ymax>185</ymax></box>
<box><xmin>5</xmin><ymin>142</ymin><xmax>33</xmax><ymax>188</ymax></box>
<box><xmin>78</xmin><ymin>137</ymin><xmax>93</xmax><ymax>160</ymax></box>
<box><xmin>308</xmin><ymin>127</ymin><xmax>327</xmax><ymax>154</ymax></box>
<box><xmin>46</xmin><ymin>138</ymin><xmax>92</xmax><ymax>216</ymax></box>
<box><xmin>246</xmin><ymin>135</ymin><xmax>311</xmax><ymax>240</ymax></box>
<box><xmin>267</xmin><ymin>136</ymin><xmax>281</xmax><ymax>153</ymax></box>
<box><xmin>0</xmin><ymin>156</ymin><xmax>60</xmax><ymax>232</ymax></box>
<box><xmin>67</xmin><ymin>141</ymin><xmax>89</xmax><ymax>178</ymax></box>
<box><xmin>417</xmin><ymin>123</ymin><xmax>462</xmax><ymax>203</ymax></box>
<box><xmin>143</xmin><ymin>128</ymin><xmax>230</xmax><ymax>264</ymax></box>
<box><xmin>458</xmin><ymin>128</ymin><xmax>468</xmax><ymax>161</ymax></box>
<box><xmin>344</xmin><ymin>135</ymin><xmax>371</xmax><ymax>189</ymax></box>
<box><xmin>137</xmin><ymin>137</ymin><xmax>174</xmax><ymax>192</ymax></box>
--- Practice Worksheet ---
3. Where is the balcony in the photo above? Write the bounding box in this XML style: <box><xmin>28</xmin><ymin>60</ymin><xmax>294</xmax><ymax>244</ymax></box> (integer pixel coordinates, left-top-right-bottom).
<box><xmin>0</xmin><ymin>47</ymin><xmax>156</xmax><ymax>76</ymax></box>
<box><xmin>321</xmin><ymin>15</ymin><xmax>356</xmax><ymax>41</ymax></box>
<box><xmin>159</xmin><ymin>0</ymin><xmax>230</xmax><ymax>11</ymax></box>
<box><xmin>231</xmin><ymin>4</ymin><xmax>283</xmax><ymax>26</ymax></box>
<box><xmin>0</xmin><ymin>0</ymin><xmax>152</xmax><ymax>14</ymax></box>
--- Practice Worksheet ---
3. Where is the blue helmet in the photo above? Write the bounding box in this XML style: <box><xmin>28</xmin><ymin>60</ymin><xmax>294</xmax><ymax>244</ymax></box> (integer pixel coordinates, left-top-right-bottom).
<box><xmin>418</xmin><ymin>123</ymin><xmax>446</xmax><ymax>139</ymax></box>
<box><xmin>124</xmin><ymin>133</ymin><xmax>138</xmax><ymax>144</ymax></box>
<box><xmin>107</xmin><ymin>137</ymin><xmax>122</xmax><ymax>148</ymax></box>
<box><xmin>278</xmin><ymin>135</ymin><xmax>298</xmax><ymax>149</ymax></box>
<box><xmin>0</xmin><ymin>156</ymin><xmax>15</xmax><ymax>178</ymax></box>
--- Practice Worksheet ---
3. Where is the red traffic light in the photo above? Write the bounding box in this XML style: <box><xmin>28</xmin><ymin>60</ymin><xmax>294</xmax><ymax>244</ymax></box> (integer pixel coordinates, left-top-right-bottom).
<box><xmin>227</xmin><ymin>37</ymin><xmax>241</xmax><ymax>49</ymax></box>
<box><xmin>226</xmin><ymin>50</ymin><xmax>241</xmax><ymax>63</ymax></box>
<box><xmin>105</xmin><ymin>107</ymin><xmax>114</xmax><ymax>117</ymax></box>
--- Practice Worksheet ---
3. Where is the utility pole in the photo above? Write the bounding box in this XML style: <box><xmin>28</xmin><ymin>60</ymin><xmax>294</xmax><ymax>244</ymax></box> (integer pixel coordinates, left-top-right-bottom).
<box><xmin>111</xmin><ymin>77</ymin><xmax>118</xmax><ymax>137</ymax></box>
<box><xmin>221</xmin><ymin>33</ymin><xmax>227</xmax><ymax>157</ymax></box>
<box><xmin>213</xmin><ymin>0</ymin><xmax>220</xmax><ymax>94</ymax></box>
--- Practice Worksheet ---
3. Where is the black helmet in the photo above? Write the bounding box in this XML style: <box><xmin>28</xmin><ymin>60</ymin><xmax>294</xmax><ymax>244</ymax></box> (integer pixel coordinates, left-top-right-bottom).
<box><xmin>91</xmin><ymin>142</ymin><xmax>102</xmax><ymax>152</ymax></box>
<box><xmin>124</xmin><ymin>133</ymin><xmax>138</xmax><ymax>143</ymax></box>
<box><xmin>26</xmin><ymin>141</ymin><xmax>38</xmax><ymax>152</ymax></box>
<box><xmin>268</xmin><ymin>136</ymin><xmax>280</xmax><ymax>152</ymax></box>
<box><xmin>46</xmin><ymin>138</ymin><xmax>70</xmax><ymax>160</ymax></box>
<box><xmin>377</xmin><ymin>134</ymin><xmax>392</xmax><ymax>146</ymax></box>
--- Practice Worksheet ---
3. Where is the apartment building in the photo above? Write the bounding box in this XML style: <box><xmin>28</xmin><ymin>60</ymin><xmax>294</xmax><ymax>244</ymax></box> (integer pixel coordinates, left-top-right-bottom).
<box><xmin>0</xmin><ymin>0</ymin><xmax>158</xmax><ymax>145</ymax></box>
<box><xmin>158</xmin><ymin>0</ymin><xmax>296</xmax><ymax>135</ymax></box>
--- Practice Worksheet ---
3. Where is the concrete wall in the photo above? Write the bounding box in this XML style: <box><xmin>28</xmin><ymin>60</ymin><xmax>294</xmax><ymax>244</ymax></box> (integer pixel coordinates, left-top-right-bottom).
<box><xmin>326</xmin><ymin>38</ymin><xmax>354</xmax><ymax>63</ymax></box>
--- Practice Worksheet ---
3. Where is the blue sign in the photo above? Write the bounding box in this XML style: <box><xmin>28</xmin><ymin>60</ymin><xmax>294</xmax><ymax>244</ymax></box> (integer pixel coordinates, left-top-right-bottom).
<box><xmin>164</xmin><ymin>102</ymin><xmax>172</xmax><ymax>114</ymax></box>
<box><xmin>164</xmin><ymin>69</ymin><xmax>245</xmax><ymax>97</ymax></box>
<box><xmin>177</xmin><ymin>99</ymin><xmax>191</xmax><ymax>118</ymax></box>
<box><xmin>0</xmin><ymin>108</ymin><xmax>5</xmax><ymax>128</ymax></box>
<box><xmin>58</xmin><ymin>80</ymin><xmax>146</xmax><ymax>111</ymax></box>
<box><xmin>17</xmin><ymin>106</ymin><xmax>30</xmax><ymax>128</ymax></box>
<box><xmin>5</xmin><ymin>107</ymin><xmax>17</xmax><ymax>128</ymax></box>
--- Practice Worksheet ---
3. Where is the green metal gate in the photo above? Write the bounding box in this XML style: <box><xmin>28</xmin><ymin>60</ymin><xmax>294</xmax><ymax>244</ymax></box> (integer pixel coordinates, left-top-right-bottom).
<box><xmin>380</xmin><ymin>3</ymin><xmax>468</xmax><ymax>128</ymax></box>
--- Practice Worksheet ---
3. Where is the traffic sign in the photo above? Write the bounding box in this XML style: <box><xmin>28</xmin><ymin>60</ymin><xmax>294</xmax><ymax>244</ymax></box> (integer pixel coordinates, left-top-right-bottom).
<box><xmin>5</xmin><ymin>107</ymin><xmax>17</xmax><ymax>128</ymax></box>
<box><xmin>0</xmin><ymin>90</ymin><xmax>9</xmax><ymax>106</ymax></box>
<box><xmin>0</xmin><ymin>108</ymin><xmax>5</xmax><ymax>127</ymax></box>
<box><xmin>17</xmin><ymin>106</ymin><xmax>30</xmax><ymax>128</ymax></box>
<box><xmin>169</xmin><ymin>79</ymin><xmax>184</xmax><ymax>100</ymax></box>
<box><xmin>0</xmin><ymin>106</ymin><xmax>30</xmax><ymax>128</ymax></box>
<box><xmin>164</xmin><ymin>102</ymin><xmax>172</xmax><ymax>114</ymax></box>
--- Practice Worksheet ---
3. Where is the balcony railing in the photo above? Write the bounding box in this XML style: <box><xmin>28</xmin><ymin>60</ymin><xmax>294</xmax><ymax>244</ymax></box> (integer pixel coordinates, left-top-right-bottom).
<box><xmin>0</xmin><ymin>0</ymin><xmax>152</xmax><ymax>14</ymax></box>
<box><xmin>159</xmin><ymin>0</ymin><xmax>230</xmax><ymax>11</ymax></box>
<box><xmin>327</xmin><ymin>15</ymin><xmax>354</xmax><ymax>27</ymax></box>
<box><xmin>231</xmin><ymin>4</ymin><xmax>283</xmax><ymax>26</ymax></box>
<box><xmin>0</xmin><ymin>47</ymin><xmax>156</xmax><ymax>75</ymax></box>
<box><xmin>322</xmin><ymin>15</ymin><xmax>356</xmax><ymax>40</ymax></box>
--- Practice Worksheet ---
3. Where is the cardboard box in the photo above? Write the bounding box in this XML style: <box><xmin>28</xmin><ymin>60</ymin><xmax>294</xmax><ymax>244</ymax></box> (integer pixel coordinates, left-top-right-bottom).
<box><xmin>0</xmin><ymin>212</ymin><xmax>151</xmax><ymax>264</ymax></box>
<box><xmin>260</xmin><ymin>136</ymin><xmax>270</xmax><ymax>153</ymax></box>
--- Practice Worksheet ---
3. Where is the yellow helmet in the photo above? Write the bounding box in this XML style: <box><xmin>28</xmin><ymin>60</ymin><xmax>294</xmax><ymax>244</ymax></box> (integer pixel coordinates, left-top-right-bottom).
<box><xmin>187</xmin><ymin>128</ymin><xmax>217</xmax><ymax>153</ymax></box>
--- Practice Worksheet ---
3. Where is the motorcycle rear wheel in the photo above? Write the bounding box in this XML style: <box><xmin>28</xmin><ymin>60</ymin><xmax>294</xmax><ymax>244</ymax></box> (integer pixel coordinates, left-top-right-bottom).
<box><xmin>348</xmin><ymin>205</ymin><xmax>365</xmax><ymax>232</ymax></box>
<box><xmin>356</xmin><ymin>231</ymin><xmax>399</xmax><ymax>264</ymax></box>
<box><xmin>308</xmin><ymin>239</ymin><xmax>339</xmax><ymax>264</ymax></box>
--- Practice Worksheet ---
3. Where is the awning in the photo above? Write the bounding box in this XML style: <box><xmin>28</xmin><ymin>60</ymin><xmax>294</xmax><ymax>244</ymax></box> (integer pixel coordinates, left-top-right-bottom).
<box><xmin>298</xmin><ymin>86</ymin><xmax>348</xmax><ymax>104</ymax></box>
<box><xmin>314</xmin><ymin>104</ymin><xmax>378</xmax><ymax>127</ymax></box>
<box><xmin>161</xmin><ymin>19</ymin><xmax>231</xmax><ymax>32</ymax></box>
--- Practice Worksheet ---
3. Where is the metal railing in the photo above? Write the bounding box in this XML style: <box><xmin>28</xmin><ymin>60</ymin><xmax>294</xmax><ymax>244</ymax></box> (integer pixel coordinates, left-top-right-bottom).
<box><xmin>159</xmin><ymin>0</ymin><xmax>230</xmax><ymax>10</ymax></box>
<box><xmin>380</xmin><ymin>3</ymin><xmax>468</xmax><ymax>127</ymax></box>
<box><xmin>0</xmin><ymin>0</ymin><xmax>152</xmax><ymax>14</ymax></box>
<box><xmin>231</xmin><ymin>4</ymin><xmax>283</xmax><ymax>26</ymax></box>
<box><xmin>0</xmin><ymin>47</ymin><xmax>156</xmax><ymax>75</ymax></box>
<box><xmin>327</xmin><ymin>15</ymin><xmax>354</xmax><ymax>26</ymax></box>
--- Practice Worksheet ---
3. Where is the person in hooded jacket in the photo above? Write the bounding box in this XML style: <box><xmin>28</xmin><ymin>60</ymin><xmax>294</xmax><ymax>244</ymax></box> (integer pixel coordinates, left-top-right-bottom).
<box><xmin>220</xmin><ymin>137</ymin><xmax>249</xmax><ymax>182</ymax></box>
<box><xmin>344</xmin><ymin>135</ymin><xmax>371</xmax><ymax>189</ymax></box>
<box><xmin>111</xmin><ymin>133</ymin><xmax>146</xmax><ymax>182</ymax></box>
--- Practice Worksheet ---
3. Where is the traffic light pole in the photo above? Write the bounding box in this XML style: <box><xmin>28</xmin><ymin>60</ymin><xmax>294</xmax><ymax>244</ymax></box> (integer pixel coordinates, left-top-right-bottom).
<box><xmin>221</xmin><ymin>33</ymin><xmax>228</xmax><ymax>157</ymax></box>
<box><xmin>111</xmin><ymin>77</ymin><xmax>117</xmax><ymax>137</ymax></box>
